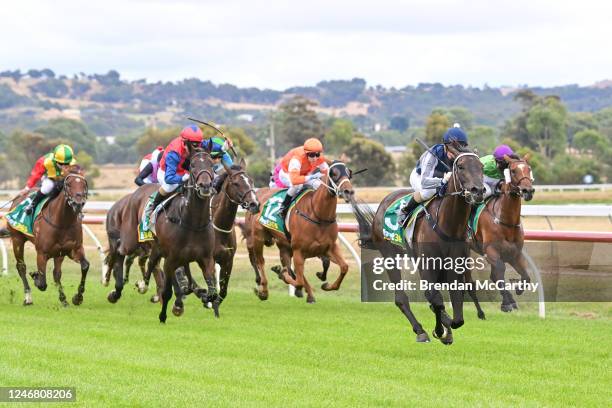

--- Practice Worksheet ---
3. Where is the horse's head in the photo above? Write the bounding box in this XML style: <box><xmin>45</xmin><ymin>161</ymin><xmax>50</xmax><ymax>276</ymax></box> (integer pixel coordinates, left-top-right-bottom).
<box><xmin>447</xmin><ymin>143</ymin><xmax>485</xmax><ymax>205</ymax></box>
<box><xmin>503</xmin><ymin>154</ymin><xmax>535</xmax><ymax>201</ymax></box>
<box><xmin>63</xmin><ymin>165</ymin><xmax>88</xmax><ymax>213</ymax></box>
<box><xmin>189</xmin><ymin>150</ymin><xmax>215</xmax><ymax>198</ymax></box>
<box><xmin>221</xmin><ymin>158</ymin><xmax>260</xmax><ymax>213</ymax></box>
<box><xmin>326</xmin><ymin>160</ymin><xmax>355</xmax><ymax>202</ymax></box>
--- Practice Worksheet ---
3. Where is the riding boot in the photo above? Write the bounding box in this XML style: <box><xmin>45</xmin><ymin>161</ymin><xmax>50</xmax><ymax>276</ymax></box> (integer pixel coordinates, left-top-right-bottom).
<box><xmin>24</xmin><ymin>191</ymin><xmax>45</xmax><ymax>215</ymax></box>
<box><xmin>279</xmin><ymin>193</ymin><xmax>294</xmax><ymax>224</ymax></box>
<box><xmin>144</xmin><ymin>190</ymin><xmax>166</xmax><ymax>228</ymax></box>
<box><xmin>397</xmin><ymin>197</ymin><xmax>420</xmax><ymax>227</ymax></box>
<box><xmin>212</xmin><ymin>173</ymin><xmax>227</xmax><ymax>194</ymax></box>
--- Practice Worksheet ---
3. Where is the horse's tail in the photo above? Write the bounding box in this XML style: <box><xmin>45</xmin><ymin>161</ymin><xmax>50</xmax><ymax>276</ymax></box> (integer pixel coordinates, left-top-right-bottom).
<box><xmin>0</xmin><ymin>227</ymin><xmax>10</xmax><ymax>238</ymax></box>
<box><xmin>351</xmin><ymin>198</ymin><xmax>375</xmax><ymax>248</ymax></box>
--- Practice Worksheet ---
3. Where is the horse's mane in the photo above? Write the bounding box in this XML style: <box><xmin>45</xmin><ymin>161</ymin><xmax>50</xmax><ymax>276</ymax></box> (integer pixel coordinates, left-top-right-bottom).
<box><xmin>230</xmin><ymin>164</ymin><xmax>242</xmax><ymax>171</ymax></box>
<box><xmin>64</xmin><ymin>164</ymin><xmax>85</xmax><ymax>176</ymax></box>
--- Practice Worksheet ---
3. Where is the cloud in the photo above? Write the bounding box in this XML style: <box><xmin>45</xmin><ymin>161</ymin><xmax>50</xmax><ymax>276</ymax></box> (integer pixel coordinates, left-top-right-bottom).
<box><xmin>0</xmin><ymin>0</ymin><xmax>610</xmax><ymax>89</ymax></box>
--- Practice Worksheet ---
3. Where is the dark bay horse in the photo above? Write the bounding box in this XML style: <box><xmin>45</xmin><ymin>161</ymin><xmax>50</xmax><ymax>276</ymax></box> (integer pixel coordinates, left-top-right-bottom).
<box><xmin>7</xmin><ymin>166</ymin><xmax>90</xmax><ymax>306</ymax></box>
<box><xmin>104</xmin><ymin>192</ymin><xmax>163</xmax><ymax>303</ymax></box>
<box><xmin>244</xmin><ymin>161</ymin><xmax>354</xmax><ymax>303</ymax></box>
<box><xmin>470</xmin><ymin>154</ymin><xmax>535</xmax><ymax>312</ymax></box>
<box><xmin>355</xmin><ymin>144</ymin><xmax>484</xmax><ymax>344</ymax></box>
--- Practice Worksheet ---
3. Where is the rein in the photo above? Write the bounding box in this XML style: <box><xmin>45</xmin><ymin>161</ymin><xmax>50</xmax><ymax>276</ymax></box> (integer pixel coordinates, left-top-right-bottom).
<box><xmin>40</xmin><ymin>174</ymin><xmax>88</xmax><ymax>230</ymax></box>
<box><xmin>485</xmin><ymin>160</ymin><xmax>531</xmax><ymax>229</ymax></box>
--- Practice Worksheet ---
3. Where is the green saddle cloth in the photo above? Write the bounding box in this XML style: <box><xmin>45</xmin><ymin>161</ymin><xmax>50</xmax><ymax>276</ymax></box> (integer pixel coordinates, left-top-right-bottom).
<box><xmin>469</xmin><ymin>196</ymin><xmax>493</xmax><ymax>237</ymax></box>
<box><xmin>5</xmin><ymin>193</ymin><xmax>50</xmax><ymax>237</ymax></box>
<box><xmin>258</xmin><ymin>189</ymin><xmax>311</xmax><ymax>234</ymax></box>
<box><xmin>382</xmin><ymin>193</ymin><xmax>432</xmax><ymax>247</ymax></box>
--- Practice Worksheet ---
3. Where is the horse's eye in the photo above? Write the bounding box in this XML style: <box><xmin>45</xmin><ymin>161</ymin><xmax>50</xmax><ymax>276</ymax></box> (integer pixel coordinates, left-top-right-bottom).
<box><xmin>458</xmin><ymin>165</ymin><xmax>464</xmax><ymax>170</ymax></box>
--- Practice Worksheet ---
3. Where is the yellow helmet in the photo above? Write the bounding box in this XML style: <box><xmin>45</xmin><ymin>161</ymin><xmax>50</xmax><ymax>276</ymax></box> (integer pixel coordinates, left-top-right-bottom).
<box><xmin>53</xmin><ymin>144</ymin><xmax>75</xmax><ymax>165</ymax></box>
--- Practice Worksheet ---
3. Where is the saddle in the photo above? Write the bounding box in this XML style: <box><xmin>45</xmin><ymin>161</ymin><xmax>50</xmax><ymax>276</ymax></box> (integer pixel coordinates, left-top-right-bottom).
<box><xmin>4</xmin><ymin>192</ymin><xmax>51</xmax><ymax>237</ymax></box>
<box><xmin>139</xmin><ymin>192</ymin><xmax>178</xmax><ymax>242</ymax></box>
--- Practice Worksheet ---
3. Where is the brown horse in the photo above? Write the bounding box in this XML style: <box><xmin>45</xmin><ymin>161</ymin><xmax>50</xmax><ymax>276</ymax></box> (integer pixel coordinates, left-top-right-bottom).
<box><xmin>104</xmin><ymin>192</ymin><xmax>163</xmax><ymax>303</ymax></box>
<box><xmin>244</xmin><ymin>160</ymin><xmax>354</xmax><ymax>303</ymax></box>
<box><xmin>470</xmin><ymin>154</ymin><xmax>535</xmax><ymax>312</ymax></box>
<box><xmin>7</xmin><ymin>166</ymin><xmax>90</xmax><ymax>306</ymax></box>
<box><xmin>355</xmin><ymin>144</ymin><xmax>484</xmax><ymax>344</ymax></box>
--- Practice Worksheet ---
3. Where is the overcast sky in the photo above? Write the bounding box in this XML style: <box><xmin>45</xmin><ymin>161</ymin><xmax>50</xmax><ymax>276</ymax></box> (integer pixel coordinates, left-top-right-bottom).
<box><xmin>1</xmin><ymin>0</ymin><xmax>610</xmax><ymax>89</ymax></box>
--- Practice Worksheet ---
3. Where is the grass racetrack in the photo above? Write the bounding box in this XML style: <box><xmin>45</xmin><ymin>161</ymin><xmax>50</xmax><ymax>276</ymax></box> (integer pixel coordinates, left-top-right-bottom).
<box><xmin>0</xmin><ymin>243</ymin><xmax>611</xmax><ymax>407</ymax></box>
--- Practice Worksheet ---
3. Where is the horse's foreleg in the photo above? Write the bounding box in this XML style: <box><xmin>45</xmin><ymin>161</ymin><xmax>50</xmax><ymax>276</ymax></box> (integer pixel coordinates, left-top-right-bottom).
<box><xmin>278</xmin><ymin>244</ymin><xmax>302</xmax><ymax>298</ymax></box>
<box><xmin>12</xmin><ymin>237</ymin><xmax>32</xmax><ymax>305</ymax></box>
<box><xmin>316</xmin><ymin>256</ymin><xmax>331</xmax><ymax>282</ymax></box>
<box><xmin>422</xmin><ymin>268</ymin><xmax>452</xmax><ymax>345</ymax></box>
<box><xmin>486</xmin><ymin>247</ymin><xmax>514</xmax><ymax>311</ymax></box>
<box><xmin>321</xmin><ymin>243</ymin><xmax>349</xmax><ymax>292</ymax></box>
<box><xmin>198</xmin><ymin>257</ymin><xmax>219</xmax><ymax>317</ymax></box>
<box><xmin>71</xmin><ymin>246</ymin><xmax>89</xmax><ymax>306</ymax></box>
<box><xmin>218</xmin><ymin>257</ymin><xmax>234</xmax><ymax>305</ymax></box>
<box><xmin>252</xmin><ymin>238</ymin><xmax>269</xmax><ymax>301</ymax></box>
<box><xmin>509</xmin><ymin>252</ymin><xmax>531</xmax><ymax>296</ymax></box>
<box><xmin>448</xmin><ymin>271</ymin><xmax>465</xmax><ymax>329</ymax></box>
<box><xmin>387</xmin><ymin>267</ymin><xmax>428</xmax><ymax>342</ymax></box>
<box><xmin>464</xmin><ymin>270</ymin><xmax>485</xmax><ymax>320</ymax></box>
<box><xmin>140</xmin><ymin>245</ymin><xmax>160</xmax><ymax>296</ymax></box>
<box><xmin>171</xmin><ymin>265</ymin><xmax>186</xmax><ymax>317</ymax></box>
<box><xmin>32</xmin><ymin>252</ymin><xmax>49</xmax><ymax>291</ymax></box>
<box><xmin>52</xmin><ymin>256</ymin><xmax>68</xmax><ymax>307</ymax></box>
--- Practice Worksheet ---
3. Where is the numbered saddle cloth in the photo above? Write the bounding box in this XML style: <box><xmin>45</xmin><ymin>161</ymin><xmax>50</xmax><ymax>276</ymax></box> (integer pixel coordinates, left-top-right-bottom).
<box><xmin>258</xmin><ymin>189</ymin><xmax>310</xmax><ymax>234</ymax></box>
<box><xmin>139</xmin><ymin>193</ymin><xmax>177</xmax><ymax>242</ymax></box>
<box><xmin>5</xmin><ymin>192</ymin><xmax>50</xmax><ymax>237</ymax></box>
<box><xmin>382</xmin><ymin>193</ymin><xmax>431</xmax><ymax>249</ymax></box>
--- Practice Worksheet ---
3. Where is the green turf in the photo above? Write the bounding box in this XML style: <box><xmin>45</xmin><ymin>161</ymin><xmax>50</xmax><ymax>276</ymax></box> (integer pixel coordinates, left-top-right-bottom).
<box><xmin>0</xmin><ymin>252</ymin><xmax>611</xmax><ymax>407</ymax></box>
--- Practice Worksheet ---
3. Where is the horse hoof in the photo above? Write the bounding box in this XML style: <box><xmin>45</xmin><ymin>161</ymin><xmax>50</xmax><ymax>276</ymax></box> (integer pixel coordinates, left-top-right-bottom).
<box><xmin>294</xmin><ymin>287</ymin><xmax>304</xmax><ymax>298</ymax></box>
<box><xmin>416</xmin><ymin>332</ymin><xmax>431</xmax><ymax>343</ymax></box>
<box><xmin>253</xmin><ymin>288</ymin><xmax>268</xmax><ymax>301</ymax></box>
<box><xmin>315</xmin><ymin>272</ymin><xmax>325</xmax><ymax>281</ymax></box>
<box><xmin>23</xmin><ymin>300</ymin><xmax>33</xmax><ymax>306</ymax></box>
<box><xmin>136</xmin><ymin>281</ymin><xmax>148</xmax><ymax>294</ymax></box>
<box><xmin>172</xmin><ymin>305</ymin><xmax>184</xmax><ymax>317</ymax></box>
<box><xmin>150</xmin><ymin>295</ymin><xmax>160</xmax><ymax>303</ymax></box>
<box><xmin>500</xmin><ymin>304</ymin><xmax>513</xmax><ymax>313</ymax></box>
<box><xmin>61</xmin><ymin>301</ymin><xmax>69</xmax><ymax>308</ymax></box>
<box><xmin>516</xmin><ymin>289</ymin><xmax>524</xmax><ymax>295</ymax></box>
<box><xmin>107</xmin><ymin>291</ymin><xmax>119</xmax><ymax>304</ymax></box>
<box><xmin>72</xmin><ymin>294</ymin><xmax>83</xmax><ymax>306</ymax></box>
<box><xmin>511</xmin><ymin>302</ymin><xmax>518</xmax><ymax>310</ymax></box>
<box><xmin>451</xmin><ymin>319</ymin><xmax>464</xmax><ymax>329</ymax></box>
<box><xmin>271</xmin><ymin>265</ymin><xmax>281</xmax><ymax>276</ymax></box>
<box><xmin>477</xmin><ymin>311</ymin><xmax>486</xmax><ymax>320</ymax></box>
<box><xmin>306</xmin><ymin>296</ymin><xmax>316</xmax><ymax>304</ymax></box>
<box><xmin>205</xmin><ymin>302</ymin><xmax>213</xmax><ymax>309</ymax></box>
<box><xmin>321</xmin><ymin>282</ymin><xmax>332</xmax><ymax>291</ymax></box>
<box><xmin>102</xmin><ymin>279</ymin><xmax>109</xmax><ymax>287</ymax></box>
<box><xmin>159</xmin><ymin>314</ymin><xmax>167</xmax><ymax>324</ymax></box>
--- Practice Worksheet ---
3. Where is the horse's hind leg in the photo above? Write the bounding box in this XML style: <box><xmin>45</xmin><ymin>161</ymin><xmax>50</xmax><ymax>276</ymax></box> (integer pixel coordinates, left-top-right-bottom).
<box><xmin>32</xmin><ymin>252</ymin><xmax>49</xmax><ymax>291</ymax></box>
<box><xmin>12</xmin><ymin>236</ymin><xmax>32</xmax><ymax>305</ymax></box>
<box><xmin>387</xmin><ymin>267</ymin><xmax>429</xmax><ymax>342</ymax></box>
<box><xmin>139</xmin><ymin>245</ymin><xmax>160</xmax><ymax>296</ymax></box>
<box><xmin>509</xmin><ymin>253</ymin><xmax>531</xmax><ymax>297</ymax></box>
<box><xmin>124</xmin><ymin>253</ymin><xmax>136</xmax><ymax>283</ymax></box>
<box><xmin>108</xmin><ymin>252</ymin><xmax>125</xmax><ymax>303</ymax></box>
<box><xmin>52</xmin><ymin>256</ymin><xmax>68</xmax><ymax>307</ymax></box>
<box><xmin>71</xmin><ymin>246</ymin><xmax>89</xmax><ymax>306</ymax></box>
<box><xmin>321</xmin><ymin>243</ymin><xmax>349</xmax><ymax>292</ymax></box>
<box><xmin>198</xmin><ymin>257</ymin><xmax>219</xmax><ymax>317</ymax></box>
<box><xmin>277</xmin><ymin>244</ymin><xmax>303</xmax><ymax>298</ymax></box>
<box><xmin>487</xmin><ymin>248</ymin><xmax>515</xmax><ymax>311</ymax></box>
<box><xmin>251</xmin><ymin>237</ymin><xmax>269</xmax><ymax>301</ymax></box>
<box><xmin>422</xmin><ymin>268</ymin><xmax>452</xmax><ymax>345</ymax></box>
<box><xmin>159</xmin><ymin>259</ymin><xmax>178</xmax><ymax>323</ymax></box>
<box><xmin>172</xmin><ymin>265</ymin><xmax>186</xmax><ymax>317</ymax></box>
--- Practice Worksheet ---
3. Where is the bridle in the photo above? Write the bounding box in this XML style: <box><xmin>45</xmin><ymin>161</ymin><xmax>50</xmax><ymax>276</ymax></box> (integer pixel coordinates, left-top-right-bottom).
<box><xmin>446</xmin><ymin>152</ymin><xmax>483</xmax><ymax>204</ymax></box>
<box><xmin>63</xmin><ymin>173</ymin><xmax>88</xmax><ymax>213</ymax></box>
<box><xmin>504</xmin><ymin>160</ymin><xmax>534</xmax><ymax>198</ymax></box>
<box><xmin>222</xmin><ymin>168</ymin><xmax>257</xmax><ymax>209</ymax></box>
<box><xmin>185</xmin><ymin>152</ymin><xmax>214</xmax><ymax>198</ymax></box>
<box><xmin>322</xmin><ymin>162</ymin><xmax>351</xmax><ymax>197</ymax></box>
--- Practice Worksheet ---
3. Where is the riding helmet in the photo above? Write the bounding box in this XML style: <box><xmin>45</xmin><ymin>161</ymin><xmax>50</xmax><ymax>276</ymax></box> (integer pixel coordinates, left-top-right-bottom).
<box><xmin>180</xmin><ymin>125</ymin><xmax>204</xmax><ymax>143</ymax></box>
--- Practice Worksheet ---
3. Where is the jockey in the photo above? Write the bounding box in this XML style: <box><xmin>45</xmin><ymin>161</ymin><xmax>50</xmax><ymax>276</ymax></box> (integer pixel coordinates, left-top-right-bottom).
<box><xmin>22</xmin><ymin>144</ymin><xmax>76</xmax><ymax>214</ymax></box>
<box><xmin>481</xmin><ymin>144</ymin><xmax>514</xmax><ymax>199</ymax></box>
<box><xmin>134</xmin><ymin>146</ymin><xmax>164</xmax><ymax>186</ymax></box>
<box><xmin>146</xmin><ymin>125</ymin><xmax>204</xmax><ymax>216</ymax></box>
<box><xmin>277</xmin><ymin>138</ymin><xmax>329</xmax><ymax>220</ymax></box>
<box><xmin>398</xmin><ymin>124</ymin><xmax>468</xmax><ymax>225</ymax></box>
<box><xmin>201</xmin><ymin>133</ymin><xmax>234</xmax><ymax>193</ymax></box>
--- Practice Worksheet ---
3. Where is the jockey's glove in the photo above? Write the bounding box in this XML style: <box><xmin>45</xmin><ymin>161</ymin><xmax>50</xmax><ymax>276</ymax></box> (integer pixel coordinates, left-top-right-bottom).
<box><xmin>182</xmin><ymin>174</ymin><xmax>190</xmax><ymax>182</ymax></box>
<box><xmin>306</xmin><ymin>173</ymin><xmax>323</xmax><ymax>181</ymax></box>
<box><xmin>443</xmin><ymin>172</ymin><xmax>452</xmax><ymax>182</ymax></box>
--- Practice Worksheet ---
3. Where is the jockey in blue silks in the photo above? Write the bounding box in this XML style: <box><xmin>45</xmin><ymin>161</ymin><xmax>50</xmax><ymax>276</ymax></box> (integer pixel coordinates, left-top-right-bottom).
<box><xmin>398</xmin><ymin>124</ymin><xmax>469</xmax><ymax>226</ymax></box>
<box><xmin>201</xmin><ymin>134</ymin><xmax>234</xmax><ymax>192</ymax></box>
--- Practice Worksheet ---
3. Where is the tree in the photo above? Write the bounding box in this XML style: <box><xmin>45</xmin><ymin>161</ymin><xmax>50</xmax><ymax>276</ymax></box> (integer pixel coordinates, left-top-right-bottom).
<box><xmin>75</xmin><ymin>150</ymin><xmax>100</xmax><ymax>187</ymax></box>
<box><xmin>390</xmin><ymin>115</ymin><xmax>410</xmax><ymax>132</ymax></box>
<box><xmin>424</xmin><ymin>111</ymin><xmax>450</xmax><ymax>146</ymax></box>
<box><xmin>397</xmin><ymin>149</ymin><xmax>416</xmax><ymax>185</ymax></box>
<box><xmin>35</xmin><ymin>118</ymin><xmax>98</xmax><ymax>158</ymax></box>
<box><xmin>4</xmin><ymin>131</ymin><xmax>56</xmax><ymax>185</ymax></box>
<box><xmin>525</xmin><ymin>96</ymin><xmax>567</xmax><ymax>158</ymax></box>
<box><xmin>277</xmin><ymin>96</ymin><xmax>323</xmax><ymax>154</ymax></box>
<box><xmin>469</xmin><ymin>126</ymin><xmax>498</xmax><ymax>155</ymax></box>
<box><xmin>342</xmin><ymin>136</ymin><xmax>395</xmax><ymax>186</ymax></box>
<box><xmin>136</xmin><ymin>126</ymin><xmax>180</xmax><ymax>156</ymax></box>
<box><xmin>325</xmin><ymin>119</ymin><xmax>355</xmax><ymax>154</ymax></box>
<box><xmin>245</xmin><ymin>157</ymin><xmax>272</xmax><ymax>188</ymax></box>
<box><xmin>573</xmin><ymin>129</ymin><xmax>607</xmax><ymax>155</ymax></box>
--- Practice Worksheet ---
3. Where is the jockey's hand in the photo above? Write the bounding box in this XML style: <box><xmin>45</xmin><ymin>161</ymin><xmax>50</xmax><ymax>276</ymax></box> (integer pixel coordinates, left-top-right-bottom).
<box><xmin>443</xmin><ymin>172</ymin><xmax>452</xmax><ymax>182</ymax></box>
<box><xmin>19</xmin><ymin>187</ymin><xmax>30</xmax><ymax>196</ymax></box>
<box><xmin>307</xmin><ymin>173</ymin><xmax>323</xmax><ymax>181</ymax></box>
<box><xmin>182</xmin><ymin>174</ymin><xmax>190</xmax><ymax>182</ymax></box>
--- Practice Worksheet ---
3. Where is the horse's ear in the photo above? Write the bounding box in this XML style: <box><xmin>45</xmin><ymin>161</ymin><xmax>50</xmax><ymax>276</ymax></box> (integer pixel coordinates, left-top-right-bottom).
<box><xmin>503</xmin><ymin>154</ymin><xmax>512</xmax><ymax>163</ymax></box>
<box><xmin>523</xmin><ymin>153</ymin><xmax>531</xmax><ymax>163</ymax></box>
<box><xmin>239</xmin><ymin>157</ymin><xmax>246</xmax><ymax>168</ymax></box>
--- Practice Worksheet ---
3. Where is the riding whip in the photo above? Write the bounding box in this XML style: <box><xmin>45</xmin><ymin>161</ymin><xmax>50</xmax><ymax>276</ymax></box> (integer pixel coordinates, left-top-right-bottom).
<box><xmin>414</xmin><ymin>138</ymin><xmax>452</xmax><ymax>172</ymax></box>
<box><xmin>187</xmin><ymin>117</ymin><xmax>239</xmax><ymax>158</ymax></box>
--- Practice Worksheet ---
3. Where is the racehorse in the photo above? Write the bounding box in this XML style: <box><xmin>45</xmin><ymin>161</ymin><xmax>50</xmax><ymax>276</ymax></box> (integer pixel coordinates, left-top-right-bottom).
<box><xmin>104</xmin><ymin>193</ymin><xmax>163</xmax><ymax>303</ymax></box>
<box><xmin>244</xmin><ymin>160</ymin><xmax>354</xmax><ymax>303</ymax></box>
<box><xmin>7</xmin><ymin>166</ymin><xmax>90</xmax><ymax>306</ymax></box>
<box><xmin>470</xmin><ymin>154</ymin><xmax>535</xmax><ymax>312</ymax></box>
<box><xmin>354</xmin><ymin>143</ymin><xmax>484</xmax><ymax>344</ymax></box>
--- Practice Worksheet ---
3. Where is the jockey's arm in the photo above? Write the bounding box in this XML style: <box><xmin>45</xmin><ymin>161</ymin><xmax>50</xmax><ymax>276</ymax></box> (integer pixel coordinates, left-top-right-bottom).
<box><xmin>318</xmin><ymin>159</ymin><xmax>329</xmax><ymax>173</ymax></box>
<box><xmin>288</xmin><ymin>157</ymin><xmax>306</xmax><ymax>185</ymax></box>
<box><xmin>25</xmin><ymin>157</ymin><xmax>46</xmax><ymax>189</ymax></box>
<box><xmin>220</xmin><ymin>151</ymin><xmax>233</xmax><ymax>167</ymax></box>
<box><xmin>135</xmin><ymin>162</ymin><xmax>153</xmax><ymax>186</ymax></box>
<box><xmin>419</xmin><ymin>151</ymin><xmax>445</xmax><ymax>190</ymax></box>
<box><xmin>163</xmin><ymin>151</ymin><xmax>185</xmax><ymax>185</ymax></box>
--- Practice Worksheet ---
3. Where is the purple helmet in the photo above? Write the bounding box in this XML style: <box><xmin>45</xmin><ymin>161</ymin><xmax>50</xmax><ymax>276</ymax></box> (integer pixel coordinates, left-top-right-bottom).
<box><xmin>493</xmin><ymin>144</ymin><xmax>514</xmax><ymax>160</ymax></box>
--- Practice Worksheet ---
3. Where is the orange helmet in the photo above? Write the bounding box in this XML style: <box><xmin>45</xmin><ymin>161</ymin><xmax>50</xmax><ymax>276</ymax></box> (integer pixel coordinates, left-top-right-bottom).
<box><xmin>303</xmin><ymin>138</ymin><xmax>323</xmax><ymax>153</ymax></box>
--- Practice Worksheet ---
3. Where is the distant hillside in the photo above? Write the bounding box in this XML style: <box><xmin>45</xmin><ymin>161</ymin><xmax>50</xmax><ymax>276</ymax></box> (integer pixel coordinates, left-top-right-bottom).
<box><xmin>1</xmin><ymin>68</ymin><xmax>612</xmax><ymax>137</ymax></box>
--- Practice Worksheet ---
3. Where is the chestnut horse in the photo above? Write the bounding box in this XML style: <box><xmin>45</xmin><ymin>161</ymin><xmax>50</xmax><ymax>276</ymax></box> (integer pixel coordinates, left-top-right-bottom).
<box><xmin>244</xmin><ymin>161</ymin><xmax>354</xmax><ymax>303</ymax></box>
<box><xmin>470</xmin><ymin>154</ymin><xmax>535</xmax><ymax>312</ymax></box>
<box><xmin>355</xmin><ymin>144</ymin><xmax>484</xmax><ymax>344</ymax></box>
<box><xmin>7</xmin><ymin>166</ymin><xmax>90</xmax><ymax>306</ymax></box>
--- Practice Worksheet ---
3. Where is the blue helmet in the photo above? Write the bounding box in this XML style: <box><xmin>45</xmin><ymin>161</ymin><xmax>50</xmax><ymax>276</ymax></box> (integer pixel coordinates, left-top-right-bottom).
<box><xmin>443</xmin><ymin>123</ymin><xmax>468</xmax><ymax>145</ymax></box>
